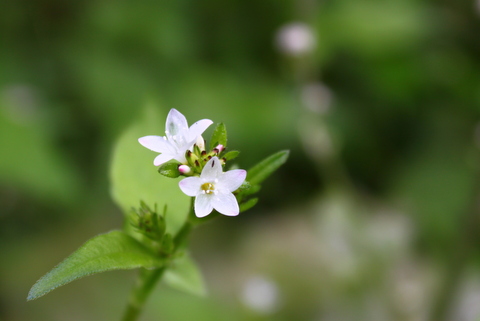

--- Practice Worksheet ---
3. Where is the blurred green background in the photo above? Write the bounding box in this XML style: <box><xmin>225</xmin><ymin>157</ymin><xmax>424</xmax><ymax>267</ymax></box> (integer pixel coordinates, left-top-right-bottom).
<box><xmin>2</xmin><ymin>0</ymin><xmax>480</xmax><ymax>320</ymax></box>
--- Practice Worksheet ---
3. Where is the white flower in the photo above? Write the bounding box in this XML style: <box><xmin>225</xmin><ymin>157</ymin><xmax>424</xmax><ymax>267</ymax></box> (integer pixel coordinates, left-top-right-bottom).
<box><xmin>138</xmin><ymin>109</ymin><xmax>213</xmax><ymax>166</ymax></box>
<box><xmin>179</xmin><ymin>157</ymin><xmax>246</xmax><ymax>217</ymax></box>
<box><xmin>275</xmin><ymin>22</ymin><xmax>316</xmax><ymax>56</ymax></box>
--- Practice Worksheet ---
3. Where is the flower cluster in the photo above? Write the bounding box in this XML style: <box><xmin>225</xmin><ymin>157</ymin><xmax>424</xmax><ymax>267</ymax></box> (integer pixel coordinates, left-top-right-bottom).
<box><xmin>138</xmin><ymin>109</ymin><xmax>246</xmax><ymax>218</ymax></box>
<box><xmin>138</xmin><ymin>109</ymin><xmax>212</xmax><ymax>165</ymax></box>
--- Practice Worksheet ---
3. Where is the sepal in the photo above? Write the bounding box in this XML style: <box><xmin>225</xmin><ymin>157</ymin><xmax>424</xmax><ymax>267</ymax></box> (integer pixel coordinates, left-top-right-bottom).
<box><xmin>223</xmin><ymin>150</ymin><xmax>240</xmax><ymax>161</ymax></box>
<box><xmin>158</xmin><ymin>160</ymin><xmax>181</xmax><ymax>178</ymax></box>
<box><xmin>209</xmin><ymin>123</ymin><xmax>227</xmax><ymax>150</ymax></box>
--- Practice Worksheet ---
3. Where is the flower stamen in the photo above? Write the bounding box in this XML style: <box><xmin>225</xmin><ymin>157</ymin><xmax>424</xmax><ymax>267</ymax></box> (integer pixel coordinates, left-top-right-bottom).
<box><xmin>201</xmin><ymin>182</ymin><xmax>215</xmax><ymax>194</ymax></box>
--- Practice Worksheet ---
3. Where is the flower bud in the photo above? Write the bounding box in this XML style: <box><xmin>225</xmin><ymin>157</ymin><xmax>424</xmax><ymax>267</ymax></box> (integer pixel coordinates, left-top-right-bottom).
<box><xmin>185</xmin><ymin>150</ymin><xmax>200</xmax><ymax>168</ymax></box>
<box><xmin>129</xmin><ymin>202</ymin><xmax>166</xmax><ymax>241</ymax></box>
<box><xmin>178</xmin><ymin>165</ymin><xmax>191</xmax><ymax>175</ymax></box>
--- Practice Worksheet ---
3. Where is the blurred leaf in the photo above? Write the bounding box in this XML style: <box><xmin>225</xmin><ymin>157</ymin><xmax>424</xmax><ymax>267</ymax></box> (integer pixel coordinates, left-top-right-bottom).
<box><xmin>164</xmin><ymin>254</ymin><xmax>206</xmax><ymax>297</ymax></box>
<box><xmin>209</xmin><ymin>123</ymin><xmax>227</xmax><ymax>150</ymax></box>
<box><xmin>110</xmin><ymin>105</ymin><xmax>190</xmax><ymax>234</ymax></box>
<box><xmin>239</xmin><ymin>197</ymin><xmax>258</xmax><ymax>212</ymax></box>
<box><xmin>320</xmin><ymin>0</ymin><xmax>428</xmax><ymax>57</ymax></box>
<box><xmin>27</xmin><ymin>231</ymin><xmax>162</xmax><ymax>301</ymax></box>
<box><xmin>0</xmin><ymin>103</ymin><xmax>81</xmax><ymax>204</ymax></box>
<box><xmin>389</xmin><ymin>119</ymin><xmax>476</xmax><ymax>253</ymax></box>
<box><xmin>247</xmin><ymin>150</ymin><xmax>289</xmax><ymax>186</ymax></box>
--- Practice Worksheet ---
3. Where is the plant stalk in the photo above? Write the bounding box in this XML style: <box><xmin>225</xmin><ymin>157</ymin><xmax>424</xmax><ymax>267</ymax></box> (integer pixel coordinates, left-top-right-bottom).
<box><xmin>121</xmin><ymin>199</ymin><xmax>196</xmax><ymax>321</ymax></box>
<box><xmin>121</xmin><ymin>268</ymin><xmax>165</xmax><ymax>321</ymax></box>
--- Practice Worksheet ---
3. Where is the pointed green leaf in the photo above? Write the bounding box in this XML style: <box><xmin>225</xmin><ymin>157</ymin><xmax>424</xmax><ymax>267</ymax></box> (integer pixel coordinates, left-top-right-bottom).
<box><xmin>209</xmin><ymin>123</ymin><xmax>227</xmax><ymax>150</ymax></box>
<box><xmin>110</xmin><ymin>105</ymin><xmax>190</xmax><ymax>234</ymax></box>
<box><xmin>240</xmin><ymin>197</ymin><xmax>258</xmax><ymax>212</ymax></box>
<box><xmin>247</xmin><ymin>150</ymin><xmax>290</xmax><ymax>186</ymax></box>
<box><xmin>28</xmin><ymin>231</ymin><xmax>163</xmax><ymax>301</ymax></box>
<box><xmin>223</xmin><ymin>150</ymin><xmax>240</xmax><ymax>161</ymax></box>
<box><xmin>164</xmin><ymin>254</ymin><xmax>206</xmax><ymax>297</ymax></box>
<box><xmin>235</xmin><ymin>182</ymin><xmax>261</xmax><ymax>204</ymax></box>
<box><xmin>243</xmin><ymin>184</ymin><xmax>261</xmax><ymax>196</ymax></box>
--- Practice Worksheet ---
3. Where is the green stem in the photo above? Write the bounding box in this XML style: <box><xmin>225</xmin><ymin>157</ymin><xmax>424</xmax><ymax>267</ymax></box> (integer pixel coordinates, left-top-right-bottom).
<box><xmin>174</xmin><ymin>198</ymin><xmax>197</xmax><ymax>250</ymax></box>
<box><xmin>121</xmin><ymin>268</ymin><xmax>165</xmax><ymax>321</ymax></box>
<box><xmin>173</xmin><ymin>221</ymin><xmax>192</xmax><ymax>249</ymax></box>
<box><xmin>121</xmin><ymin>199</ymin><xmax>196</xmax><ymax>321</ymax></box>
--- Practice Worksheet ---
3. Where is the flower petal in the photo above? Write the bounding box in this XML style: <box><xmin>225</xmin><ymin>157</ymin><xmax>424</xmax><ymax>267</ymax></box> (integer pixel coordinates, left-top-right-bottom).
<box><xmin>172</xmin><ymin>152</ymin><xmax>188</xmax><ymax>164</ymax></box>
<box><xmin>138</xmin><ymin>135</ymin><xmax>172</xmax><ymax>153</ymax></box>
<box><xmin>218</xmin><ymin>169</ymin><xmax>247</xmax><ymax>192</ymax></box>
<box><xmin>153</xmin><ymin>153</ymin><xmax>174</xmax><ymax>166</ymax></box>
<box><xmin>200</xmin><ymin>156</ymin><xmax>222</xmax><ymax>180</ymax></box>
<box><xmin>211</xmin><ymin>192</ymin><xmax>239</xmax><ymax>216</ymax></box>
<box><xmin>179</xmin><ymin>177</ymin><xmax>202</xmax><ymax>197</ymax></box>
<box><xmin>165</xmin><ymin>108</ymin><xmax>189</xmax><ymax>138</ymax></box>
<box><xmin>188</xmin><ymin>119</ymin><xmax>213</xmax><ymax>142</ymax></box>
<box><xmin>195</xmin><ymin>135</ymin><xmax>206</xmax><ymax>150</ymax></box>
<box><xmin>195</xmin><ymin>194</ymin><xmax>214</xmax><ymax>217</ymax></box>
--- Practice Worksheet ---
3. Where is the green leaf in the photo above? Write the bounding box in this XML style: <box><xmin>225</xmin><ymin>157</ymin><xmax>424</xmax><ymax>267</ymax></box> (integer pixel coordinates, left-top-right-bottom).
<box><xmin>240</xmin><ymin>197</ymin><xmax>258</xmax><ymax>212</ymax></box>
<box><xmin>158</xmin><ymin>160</ymin><xmax>181</xmax><ymax>178</ymax></box>
<box><xmin>236</xmin><ymin>180</ymin><xmax>252</xmax><ymax>193</ymax></box>
<box><xmin>247</xmin><ymin>150</ymin><xmax>290</xmax><ymax>186</ymax></box>
<box><xmin>235</xmin><ymin>182</ymin><xmax>260</xmax><ymax>204</ymax></box>
<box><xmin>243</xmin><ymin>184</ymin><xmax>261</xmax><ymax>196</ymax></box>
<box><xmin>164</xmin><ymin>254</ymin><xmax>206</xmax><ymax>297</ymax></box>
<box><xmin>223</xmin><ymin>150</ymin><xmax>240</xmax><ymax>161</ymax></box>
<box><xmin>209</xmin><ymin>123</ymin><xmax>227</xmax><ymax>150</ymax></box>
<box><xmin>110</xmin><ymin>105</ymin><xmax>190</xmax><ymax>234</ymax></box>
<box><xmin>27</xmin><ymin>231</ymin><xmax>163</xmax><ymax>301</ymax></box>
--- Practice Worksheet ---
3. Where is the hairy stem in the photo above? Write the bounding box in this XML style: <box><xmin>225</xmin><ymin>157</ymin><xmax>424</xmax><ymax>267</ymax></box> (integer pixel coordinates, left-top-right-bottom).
<box><xmin>121</xmin><ymin>268</ymin><xmax>165</xmax><ymax>321</ymax></box>
<box><xmin>121</xmin><ymin>200</ymin><xmax>195</xmax><ymax>321</ymax></box>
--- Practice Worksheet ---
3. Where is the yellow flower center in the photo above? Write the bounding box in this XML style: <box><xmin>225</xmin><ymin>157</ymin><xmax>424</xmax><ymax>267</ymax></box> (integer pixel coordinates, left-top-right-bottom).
<box><xmin>201</xmin><ymin>182</ymin><xmax>215</xmax><ymax>194</ymax></box>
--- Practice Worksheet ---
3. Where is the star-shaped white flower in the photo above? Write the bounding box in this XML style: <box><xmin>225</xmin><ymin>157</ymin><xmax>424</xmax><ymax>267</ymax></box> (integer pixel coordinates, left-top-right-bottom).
<box><xmin>138</xmin><ymin>109</ymin><xmax>213</xmax><ymax>166</ymax></box>
<box><xmin>179</xmin><ymin>157</ymin><xmax>247</xmax><ymax>217</ymax></box>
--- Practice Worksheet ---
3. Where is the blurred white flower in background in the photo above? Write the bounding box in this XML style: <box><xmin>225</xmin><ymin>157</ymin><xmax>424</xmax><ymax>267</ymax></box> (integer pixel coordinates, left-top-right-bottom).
<box><xmin>314</xmin><ymin>197</ymin><xmax>360</xmax><ymax>279</ymax></box>
<box><xmin>275</xmin><ymin>22</ymin><xmax>316</xmax><ymax>56</ymax></box>
<box><xmin>300</xmin><ymin>83</ymin><xmax>333</xmax><ymax>114</ymax></box>
<box><xmin>449</xmin><ymin>272</ymin><xmax>480</xmax><ymax>321</ymax></box>
<box><xmin>389</xmin><ymin>260</ymin><xmax>436</xmax><ymax>320</ymax></box>
<box><xmin>298</xmin><ymin>117</ymin><xmax>335</xmax><ymax>163</ymax></box>
<box><xmin>365</xmin><ymin>210</ymin><xmax>414</xmax><ymax>257</ymax></box>
<box><xmin>241</xmin><ymin>275</ymin><xmax>280</xmax><ymax>314</ymax></box>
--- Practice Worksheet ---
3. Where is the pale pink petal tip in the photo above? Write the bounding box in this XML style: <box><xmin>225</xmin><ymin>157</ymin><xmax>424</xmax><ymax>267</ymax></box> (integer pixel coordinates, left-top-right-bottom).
<box><xmin>178</xmin><ymin>165</ymin><xmax>191</xmax><ymax>174</ymax></box>
<box><xmin>178</xmin><ymin>177</ymin><xmax>201</xmax><ymax>196</ymax></box>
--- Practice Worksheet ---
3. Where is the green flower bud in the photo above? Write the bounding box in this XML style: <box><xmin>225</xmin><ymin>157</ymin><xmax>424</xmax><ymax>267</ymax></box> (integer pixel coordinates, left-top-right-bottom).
<box><xmin>129</xmin><ymin>202</ymin><xmax>166</xmax><ymax>241</ymax></box>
